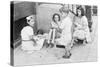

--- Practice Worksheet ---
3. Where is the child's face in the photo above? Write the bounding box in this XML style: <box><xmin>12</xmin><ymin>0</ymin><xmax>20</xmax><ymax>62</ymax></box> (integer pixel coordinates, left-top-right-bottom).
<box><xmin>54</xmin><ymin>15</ymin><xmax>59</xmax><ymax>22</ymax></box>
<box><xmin>77</xmin><ymin>9</ymin><xmax>81</xmax><ymax>16</ymax></box>
<box><xmin>27</xmin><ymin>17</ymin><xmax>35</xmax><ymax>26</ymax></box>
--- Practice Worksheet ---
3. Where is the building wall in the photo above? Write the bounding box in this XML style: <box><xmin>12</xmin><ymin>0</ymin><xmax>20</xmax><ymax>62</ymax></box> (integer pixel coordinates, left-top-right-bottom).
<box><xmin>36</xmin><ymin>4</ymin><xmax>62</xmax><ymax>33</ymax></box>
<box><xmin>13</xmin><ymin>1</ymin><xmax>36</xmax><ymax>21</ymax></box>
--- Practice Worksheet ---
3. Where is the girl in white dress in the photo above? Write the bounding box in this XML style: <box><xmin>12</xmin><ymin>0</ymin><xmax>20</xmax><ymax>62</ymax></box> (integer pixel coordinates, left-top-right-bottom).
<box><xmin>56</xmin><ymin>6</ymin><xmax>73</xmax><ymax>58</ymax></box>
<box><xmin>21</xmin><ymin>15</ymin><xmax>44</xmax><ymax>53</ymax></box>
<box><xmin>73</xmin><ymin>7</ymin><xmax>91</xmax><ymax>44</ymax></box>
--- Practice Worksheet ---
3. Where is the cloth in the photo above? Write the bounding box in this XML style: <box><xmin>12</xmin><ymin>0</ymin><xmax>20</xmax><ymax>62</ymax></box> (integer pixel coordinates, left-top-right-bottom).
<box><xmin>21</xmin><ymin>26</ymin><xmax>34</xmax><ymax>40</ymax></box>
<box><xmin>56</xmin><ymin>16</ymin><xmax>72</xmax><ymax>46</ymax></box>
<box><xmin>21</xmin><ymin>26</ymin><xmax>35</xmax><ymax>51</ymax></box>
<box><xmin>21</xmin><ymin>26</ymin><xmax>44</xmax><ymax>51</ymax></box>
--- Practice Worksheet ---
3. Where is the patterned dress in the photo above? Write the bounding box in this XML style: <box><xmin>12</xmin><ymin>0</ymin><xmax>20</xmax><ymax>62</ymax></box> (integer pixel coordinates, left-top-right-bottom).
<box><xmin>73</xmin><ymin>16</ymin><xmax>91</xmax><ymax>42</ymax></box>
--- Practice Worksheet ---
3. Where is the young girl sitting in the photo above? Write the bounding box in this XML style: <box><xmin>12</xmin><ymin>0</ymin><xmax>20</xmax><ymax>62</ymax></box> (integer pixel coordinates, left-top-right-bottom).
<box><xmin>48</xmin><ymin>13</ymin><xmax>61</xmax><ymax>47</ymax></box>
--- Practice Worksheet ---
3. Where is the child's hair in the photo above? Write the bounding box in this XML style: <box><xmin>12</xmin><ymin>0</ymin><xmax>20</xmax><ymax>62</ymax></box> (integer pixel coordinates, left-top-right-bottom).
<box><xmin>52</xmin><ymin>13</ymin><xmax>61</xmax><ymax>22</ymax></box>
<box><xmin>26</xmin><ymin>15</ymin><xmax>35</xmax><ymax>24</ymax></box>
<box><xmin>59</xmin><ymin>6</ymin><xmax>69</xmax><ymax>14</ymax></box>
<box><xmin>76</xmin><ymin>6</ymin><xmax>85</xmax><ymax>16</ymax></box>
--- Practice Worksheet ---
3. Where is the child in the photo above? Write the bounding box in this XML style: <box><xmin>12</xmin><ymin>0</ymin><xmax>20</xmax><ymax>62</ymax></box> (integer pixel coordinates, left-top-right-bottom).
<box><xmin>48</xmin><ymin>13</ymin><xmax>61</xmax><ymax>47</ymax></box>
<box><xmin>21</xmin><ymin>15</ymin><xmax>44</xmax><ymax>53</ymax></box>
<box><xmin>21</xmin><ymin>15</ymin><xmax>36</xmax><ymax>52</ymax></box>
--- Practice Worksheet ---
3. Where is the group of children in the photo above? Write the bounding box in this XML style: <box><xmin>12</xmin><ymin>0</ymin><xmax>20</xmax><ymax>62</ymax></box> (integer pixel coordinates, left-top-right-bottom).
<box><xmin>20</xmin><ymin>6</ymin><xmax>91</xmax><ymax>58</ymax></box>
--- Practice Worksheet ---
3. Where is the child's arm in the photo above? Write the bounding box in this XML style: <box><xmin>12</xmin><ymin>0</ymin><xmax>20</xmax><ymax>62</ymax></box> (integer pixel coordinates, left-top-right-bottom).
<box><xmin>51</xmin><ymin>21</ymin><xmax>58</xmax><ymax>29</ymax></box>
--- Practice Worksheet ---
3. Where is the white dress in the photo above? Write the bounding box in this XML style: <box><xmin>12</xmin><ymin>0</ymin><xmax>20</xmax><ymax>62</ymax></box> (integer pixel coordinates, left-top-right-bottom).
<box><xmin>56</xmin><ymin>16</ymin><xmax>72</xmax><ymax>46</ymax></box>
<box><xmin>21</xmin><ymin>26</ymin><xmax>34</xmax><ymax>51</ymax></box>
<box><xmin>21</xmin><ymin>26</ymin><xmax>44</xmax><ymax>51</ymax></box>
<box><xmin>73</xmin><ymin>16</ymin><xmax>91</xmax><ymax>42</ymax></box>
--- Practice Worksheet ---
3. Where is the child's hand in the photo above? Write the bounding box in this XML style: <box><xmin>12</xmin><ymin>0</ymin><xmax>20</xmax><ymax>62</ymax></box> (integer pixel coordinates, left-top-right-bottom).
<box><xmin>52</xmin><ymin>24</ymin><xmax>58</xmax><ymax>29</ymax></box>
<box><xmin>57</xmin><ymin>28</ymin><xmax>62</xmax><ymax>33</ymax></box>
<box><xmin>33</xmin><ymin>36</ymin><xmax>39</xmax><ymax>41</ymax></box>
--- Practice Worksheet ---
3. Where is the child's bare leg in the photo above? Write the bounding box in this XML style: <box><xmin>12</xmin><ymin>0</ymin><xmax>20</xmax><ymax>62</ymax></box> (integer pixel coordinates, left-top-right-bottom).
<box><xmin>51</xmin><ymin>29</ymin><xmax>56</xmax><ymax>44</ymax></box>
<box><xmin>63</xmin><ymin>43</ymin><xmax>72</xmax><ymax>59</ymax></box>
<box><xmin>70</xmin><ymin>37</ymin><xmax>74</xmax><ymax>48</ymax></box>
<box><xmin>48</xmin><ymin>29</ymin><xmax>52</xmax><ymax>43</ymax></box>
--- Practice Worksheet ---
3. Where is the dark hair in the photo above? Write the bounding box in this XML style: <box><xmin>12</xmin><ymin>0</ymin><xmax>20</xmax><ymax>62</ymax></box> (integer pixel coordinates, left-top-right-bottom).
<box><xmin>59</xmin><ymin>6</ymin><xmax>69</xmax><ymax>14</ymax></box>
<box><xmin>76</xmin><ymin>6</ymin><xmax>85</xmax><ymax>16</ymax></box>
<box><xmin>52</xmin><ymin>13</ymin><xmax>60</xmax><ymax>22</ymax></box>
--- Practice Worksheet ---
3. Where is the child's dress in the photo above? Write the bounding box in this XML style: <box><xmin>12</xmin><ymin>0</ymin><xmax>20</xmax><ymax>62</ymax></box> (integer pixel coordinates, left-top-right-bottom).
<box><xmin>73</xmin><ymin>16</ymin><xmax>91</xmax><ymax>42</ymax></box>
<box><xmin>21</xmin><ymin>26</ymin><xmax>44</xmax><ymax>51</ymax></box>
<box><xmin>48</xmin><ymin>21</ymin><xmax>59</xmax><ymax>44</ymax></box>
<box><xmin>56</xmin><ymin>16</ymin><xmax>72</xmax><ymax>47</ymax></box>
<box><xmin>21</xmin><ymin>26</ymin><xmax>35</xmax><ymax>51</ymax></box>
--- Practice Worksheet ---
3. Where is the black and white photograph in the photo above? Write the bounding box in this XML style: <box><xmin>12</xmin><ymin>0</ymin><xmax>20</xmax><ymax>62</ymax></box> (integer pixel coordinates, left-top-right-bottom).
<box><xmin>10</xmin><ymin>1</ymin><xmax>98</xmax><ymax>66</ymax></box>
